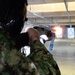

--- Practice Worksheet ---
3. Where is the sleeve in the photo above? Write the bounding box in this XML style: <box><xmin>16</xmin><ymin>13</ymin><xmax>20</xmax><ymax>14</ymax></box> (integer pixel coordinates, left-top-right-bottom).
<box><xmin>28</xmin><ymin>40</ymin><xmax>61</xmax><ymax>75</ymax></box>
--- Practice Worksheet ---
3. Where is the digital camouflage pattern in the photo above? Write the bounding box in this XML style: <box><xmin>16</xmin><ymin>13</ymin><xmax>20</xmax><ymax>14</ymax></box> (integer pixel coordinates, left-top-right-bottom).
<box><xmin>28</xmin><ymin>40</ymin><xmax>61</xmax><ymax>75</ymax></box>
<box><xmin>0</xmin><ymin>29</ymin><xmax>39</xmax><ymax>75</ymax></box>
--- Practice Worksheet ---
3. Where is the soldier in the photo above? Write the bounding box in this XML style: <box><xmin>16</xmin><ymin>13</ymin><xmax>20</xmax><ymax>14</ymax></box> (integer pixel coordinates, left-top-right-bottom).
<box><xmin>0</xmin><ymin>0</ymin><xmax>39</xmax><ymax>75</ymax></box>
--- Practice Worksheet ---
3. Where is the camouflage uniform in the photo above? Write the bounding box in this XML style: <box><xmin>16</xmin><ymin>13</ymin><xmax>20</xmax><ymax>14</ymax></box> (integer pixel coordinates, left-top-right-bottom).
<box><xmin>28</xmin><ymin>40</ymin><xmax>61</xmax><ymax>75</ymax></box>
<box><xmin>0</xmin><ymin>27</ymin><xmax>61</xmax><ymax>75</ymax></box>
<box><xmin>0</xmin><ymin>29</ymin><xmax>39</xmax><ymax>75</ymax></box>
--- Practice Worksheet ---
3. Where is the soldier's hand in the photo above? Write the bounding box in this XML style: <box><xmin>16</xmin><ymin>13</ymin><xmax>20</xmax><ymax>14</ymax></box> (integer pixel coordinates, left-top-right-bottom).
<box><xmin>25</xmin><ymin>28</ymin><xmax>40</xmax><ymax>45</ymax></box>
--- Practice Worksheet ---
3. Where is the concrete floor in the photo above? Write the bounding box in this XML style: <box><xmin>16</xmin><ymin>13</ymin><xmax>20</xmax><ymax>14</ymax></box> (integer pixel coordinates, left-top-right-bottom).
<box><xmin>45</xmin><ymin>39</ymin><xmax>75</xmax><ymax>75</ymax></box>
